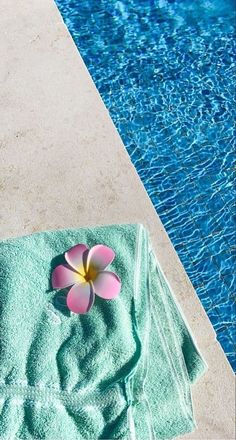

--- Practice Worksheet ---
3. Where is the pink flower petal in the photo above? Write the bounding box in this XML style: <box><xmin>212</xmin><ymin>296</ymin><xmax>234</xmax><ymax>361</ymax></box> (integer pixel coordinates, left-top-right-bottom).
<box><xmin>86</xmin><ymin>245</ymin><xmax>115</xmax><ymax>273</ymax></box>
<box><xmin>65</xmin><ymin>244</ymin><xmax>88</xmax><ymax>275</ymax></box>
<box><xmin>66</xmin><ymin>282</ymin><xmax>94</xmax><ymax>314</ymax></box>
<box><xmin>92</xmin><ymin>271</ymin><xmax>121</xmax><ymax>299</ymax></box>
<box><xmin>52</xmin><ymin>264</ymin><xmax>84</xmax><ymax>289</ymax></box>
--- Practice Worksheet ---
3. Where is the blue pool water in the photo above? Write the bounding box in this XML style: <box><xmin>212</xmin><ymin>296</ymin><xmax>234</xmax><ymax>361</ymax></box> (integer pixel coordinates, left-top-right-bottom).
<box><xmin>55</xmin><ymin>0</ymin><xmax>236</xmax><ymax>370</ymax></box>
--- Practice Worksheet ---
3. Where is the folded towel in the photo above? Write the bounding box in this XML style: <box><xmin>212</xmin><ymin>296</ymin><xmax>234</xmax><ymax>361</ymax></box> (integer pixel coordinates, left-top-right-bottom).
<box><xmin>0</xmin><ymin>223</ymin><xmax>206</xmax><ymax>440</ymax></box>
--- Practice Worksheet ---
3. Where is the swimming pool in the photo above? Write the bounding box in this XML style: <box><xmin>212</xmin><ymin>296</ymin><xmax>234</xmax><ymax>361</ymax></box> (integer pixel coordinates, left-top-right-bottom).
<box><xmin>55</xmin><ymin>0</ymin><xmax>236</xmax><ymax>370</ymax></box>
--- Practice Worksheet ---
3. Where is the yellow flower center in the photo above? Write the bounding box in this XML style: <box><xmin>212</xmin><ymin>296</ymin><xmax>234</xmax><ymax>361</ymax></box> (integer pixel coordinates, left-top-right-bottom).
<box><xmin>84</xmin><ymin>264</ymin><xmax>98</xmax><ymax>282</ymax></box>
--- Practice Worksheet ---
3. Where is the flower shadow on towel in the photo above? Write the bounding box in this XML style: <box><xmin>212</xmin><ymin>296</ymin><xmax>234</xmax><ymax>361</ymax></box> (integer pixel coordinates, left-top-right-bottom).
<box><xmin>48</xmin><ymin>254</ymin><xmax>71</xmax><ymax>317</ymax></box>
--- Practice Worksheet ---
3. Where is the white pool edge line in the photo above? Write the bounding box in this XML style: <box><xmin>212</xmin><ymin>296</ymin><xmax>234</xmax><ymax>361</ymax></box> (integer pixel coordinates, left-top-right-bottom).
<box><xmin>0</xmin><ymin>0</ymin><xmax>235</xmax><ymax>438</ymax></box>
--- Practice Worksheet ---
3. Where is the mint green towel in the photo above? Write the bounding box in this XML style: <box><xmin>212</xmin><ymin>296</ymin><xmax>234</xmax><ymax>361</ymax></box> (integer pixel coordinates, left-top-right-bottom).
<box><xmin>0</xmin><ymin>223</ymin><xmax>206</xmax><ymax>439</ymax></box>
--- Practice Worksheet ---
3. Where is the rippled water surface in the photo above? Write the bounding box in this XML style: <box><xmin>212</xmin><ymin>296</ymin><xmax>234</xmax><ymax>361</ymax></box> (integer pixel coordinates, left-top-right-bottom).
<box><xmin>55</xmin><ymin>0</ymin><xmax>236</xmax><ymax>370</ymax></box>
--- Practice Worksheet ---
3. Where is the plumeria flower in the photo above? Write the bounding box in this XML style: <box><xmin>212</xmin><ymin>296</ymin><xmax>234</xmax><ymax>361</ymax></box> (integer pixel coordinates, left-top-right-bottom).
<box><xmin>51</xmin><ymin>244</ymin><xmax>121</xmax><ymax>314</ymax></box>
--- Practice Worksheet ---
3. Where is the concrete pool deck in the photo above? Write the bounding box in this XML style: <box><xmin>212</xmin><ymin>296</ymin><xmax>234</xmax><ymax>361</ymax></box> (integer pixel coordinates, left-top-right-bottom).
<box><xmin>0</xmin><ymin>0</ymin><xmax>235</xmax><ymax>438</ymax></box>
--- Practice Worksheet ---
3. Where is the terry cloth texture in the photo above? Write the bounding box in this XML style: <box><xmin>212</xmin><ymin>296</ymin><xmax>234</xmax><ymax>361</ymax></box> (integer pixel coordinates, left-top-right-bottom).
<box><xmin>0</xmin><ymin>223</ymin><xmax>207</xmax><ymax>440</ymax></box>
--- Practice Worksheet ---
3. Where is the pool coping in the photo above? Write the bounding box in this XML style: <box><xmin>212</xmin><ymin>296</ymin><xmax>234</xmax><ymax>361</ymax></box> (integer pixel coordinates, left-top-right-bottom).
<box><xmin>0</xmin><ymin>0</ymin><xmax>235</xmax><ymax>438</ymax></box>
